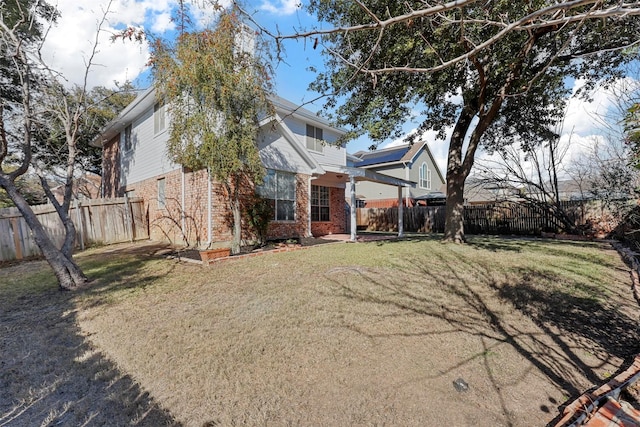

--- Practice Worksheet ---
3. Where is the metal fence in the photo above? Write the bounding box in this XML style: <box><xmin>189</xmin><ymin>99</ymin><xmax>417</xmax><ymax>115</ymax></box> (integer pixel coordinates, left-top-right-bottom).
<box><xmin>0</xmin><ymin>197</ymin><xmax>148</xmax><ymax>262</ymax></box>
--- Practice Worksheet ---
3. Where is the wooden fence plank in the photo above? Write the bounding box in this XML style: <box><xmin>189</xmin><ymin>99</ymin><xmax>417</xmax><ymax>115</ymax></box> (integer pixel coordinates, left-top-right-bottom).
<box><xmin>356</xmin><ymin>200</ymin><xmax>607</xmax><ymax>235</ymax></box>
<box><xmin>9</xmin><ymin>218</ymin><xmax>23</xmax><ymax>260</ymax></box>
<box><xmin>0</xmin><ymin>198</ymin><xmax>148</xmax><ymax>263</ymax></box>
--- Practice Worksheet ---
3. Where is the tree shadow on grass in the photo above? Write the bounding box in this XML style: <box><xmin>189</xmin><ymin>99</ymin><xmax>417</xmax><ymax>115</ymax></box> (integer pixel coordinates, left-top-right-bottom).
<box><xmin>77</xmin><ymin>242</ymin><xmax>180</xmax><ymax>306</ymax></box>
<box><xmin>321</xmin><ymin>242</ymin><xmax>638</xmax><ymax>426</ymax></box>
<box><xmin>497</xmin><ymin>269</ymin><xmax>639</xmax><ymax>362</ymax></box>
<box><xmin>0</xmin><ymin>247</ymin><xmax>180</xmax><ymax>426</ymax></box>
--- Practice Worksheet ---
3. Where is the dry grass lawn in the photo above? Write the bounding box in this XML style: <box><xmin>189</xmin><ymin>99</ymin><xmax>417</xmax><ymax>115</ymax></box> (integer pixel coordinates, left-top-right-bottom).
<box><xmin>1</xmin><ymin>236</ymin><xmax>639</xmax><ymax>426</ymax></box>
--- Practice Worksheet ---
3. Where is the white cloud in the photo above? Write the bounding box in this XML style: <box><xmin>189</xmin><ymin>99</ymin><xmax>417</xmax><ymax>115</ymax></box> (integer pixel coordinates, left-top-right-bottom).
<box><xmin>149</xmin><ymin>11</ymin><xmax>175</xmax><ymax>33</ymax></box>
<box><xmin>40</xmin><ymin>0</ymin><xmax>168</xmax><ymax>88</ymax></box>
<box><xmin>38</xmin><ymin>0</ymin><xmax>237</xmax><ymax>88</ymax></box>
<box><xmin>259</xmin><ymin>0</ymin><xmax>302</xmax><ymax>16</ymax></box>
<box><xmin>561</xmin><ymin>77</ymin><xmax>639</xmax><ymax>136</ymax></box>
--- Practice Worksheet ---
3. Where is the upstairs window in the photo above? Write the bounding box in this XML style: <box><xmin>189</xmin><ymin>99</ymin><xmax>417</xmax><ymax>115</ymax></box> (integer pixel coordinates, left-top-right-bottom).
<box><xmin>123</xmin><ymin>124</ymin><xmax>132</xmax><ymax>152</ymax></box>
<box><xmin>419</xmin><ymin>162</ymin><xmax>431</xmax><ymax>190</ymax></box>
<box><xmin>306</xmin><ymin>124</ymin><xmax>323</xmax><ymax>153</ymax></box>
<box><xmin>257</xmin><ymin>169</ymin><xmax>296</xmax><ymax>221</ymax></box>
<box><xmin>311</xmin><ymin>185</ymin><xmax>330</xmax><ymax>222</ymax></box>
<box><xmin>154</xmin><ymin>102</ymin><xmax>166</xmax><ymax>134</ymax></box>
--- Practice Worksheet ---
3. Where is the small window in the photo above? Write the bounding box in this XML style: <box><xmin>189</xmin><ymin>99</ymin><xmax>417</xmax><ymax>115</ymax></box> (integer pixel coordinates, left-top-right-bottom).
<box><xmin>419</xmin><ymin>163</ymin><xmax>431</xmax><ymax>190</ymax></box>
<box><xmin>157</xmin><ymin>178</ymin><xmax>166</xmax><ymax>209</ymax></box>
<box><xmin>311</xmin><ymin>185</ymin><xmax>330</xmax><ymax>222</ymax></box>
<box><xmin>306</xmin><ymin>124</ymin><xmax>323</xmax><ymax>153</ymax></box>
<box><xmin>154</xmin><ymin>102</ymin><xmax>166</xmax><ymax>134</ymax></box>
<box><xmin>123</xmin><ymin>124</ymin><xmax>132</xmax><ymax>152</ymax></box>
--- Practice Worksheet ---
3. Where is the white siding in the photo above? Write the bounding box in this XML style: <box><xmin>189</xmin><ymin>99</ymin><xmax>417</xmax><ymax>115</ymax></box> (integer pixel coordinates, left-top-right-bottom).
<box><xmin>355</xmin><ymin>148</ymin><xmax>446</xmax><ymax>201</ymax></box>
<box><xmin>257</xmin><ymin>128</ymin><xmax>313</xmax><ymax>175</ymax></box>
<box><xmin>120</xmin><ymin>106</ymin><xmax>178</xmax><ymax>187</ymax></box>
<box><xmin>406</xmin><ymin>149</ymin><xmax>445</xmax><ymax>196</ymax></box>
<box><xmin>283</xmin><ymin>116</ymin><xmax>346</xmax><ymax>167</ymax></box>
<box><xmin>357</xmin><ymin>165</ymin><xmax>406</xmax><ymax>199</ymax></box>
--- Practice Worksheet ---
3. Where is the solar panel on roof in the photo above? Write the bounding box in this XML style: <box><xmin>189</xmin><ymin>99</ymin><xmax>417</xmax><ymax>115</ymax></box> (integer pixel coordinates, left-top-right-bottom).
<box><xmin>356</xmin><ymin>146</ymin><xmax>409</xmax><ymax>166</ymax></box>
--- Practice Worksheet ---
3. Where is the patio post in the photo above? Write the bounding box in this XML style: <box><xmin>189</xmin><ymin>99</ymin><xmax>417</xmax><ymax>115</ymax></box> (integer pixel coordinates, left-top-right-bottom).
<box><xmin>398</xmin><ymin>186</ymin><xmax>404</xmax><ymax>238</ymax></box>
<box><xmin>350</xmin><ymin>176</ymin><xmax>357</xmax><ymax>242</ymax></box>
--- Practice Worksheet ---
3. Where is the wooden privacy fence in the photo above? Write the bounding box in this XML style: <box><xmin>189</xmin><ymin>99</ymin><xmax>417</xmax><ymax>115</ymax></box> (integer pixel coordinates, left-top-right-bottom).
<box><xmin>357</xmin><ymin>200</ymin><xmax>601</xmax><ymax>235</ymax></box>
<box><xmin>0</xmin><ymin>197</ymin><xmax>148</xmax><ymax>262</ymax></box>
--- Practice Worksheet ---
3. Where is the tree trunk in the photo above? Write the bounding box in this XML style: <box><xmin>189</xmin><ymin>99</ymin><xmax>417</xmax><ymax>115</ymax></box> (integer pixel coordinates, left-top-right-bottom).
<box><xmin>228</xmin><ymin>177</ymin><xmax>242</xmax><ymax>255</ymax></box>
<box><xmin>443</xmin><ymin>172</ymin><xmax>467</xmax><ymax>242</ymax></box>
<box><xmin>1</xmin><ymin>176</ymin><xmax>87</xmax><ymax>290</ymax></box>
<box><xmin>443</xmin><ymin>105</ymin><xmax>475</xmax><ymax>243</ymax></box>
<box><xmin>231</xmin><ymin>197</ymin><xmax>242</xmax><ymax>255</ymax></box>
<box><xmin>39</xmin><ymin>174</ymin><xmax>78</xmax><ymax>258</ymax></box>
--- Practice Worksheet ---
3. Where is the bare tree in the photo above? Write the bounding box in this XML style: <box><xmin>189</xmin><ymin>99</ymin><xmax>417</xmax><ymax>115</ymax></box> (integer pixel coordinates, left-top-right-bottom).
<box><xmin>0</xmin><ymin>0</ymin><xmax>119</xmax><ymax>289</ymax></box>
<box><xmin>473</xmin><ymin>133</ymin><xmax>580</xmax><ymax>233</ymax></box>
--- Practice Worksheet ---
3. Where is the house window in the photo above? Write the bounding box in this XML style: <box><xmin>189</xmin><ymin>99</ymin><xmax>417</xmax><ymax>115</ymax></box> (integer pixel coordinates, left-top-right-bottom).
<box><xmin>258</xmin><ymin>169</ymin><xmax>296</xmax><ymax>221</ymax></box>
<box><xmin>306</xmin><ymin>124</ymin><xmax>323</xmax><ymax>153</ymax></box>
<box><xmin>154</xmin><ymin>102</ymin><xmax>166</xmax><ymax>134</ymax></box>
<box><xmin>123</xmin><ymin>124</ymin><xmax>132</xmax><ymax>152</ymax></box>
<box><xmin>419</xmin><ymin>162</ymin><xmax>431</xmax><ymax>190</ymax></box>
<box><xmin>157</xmin><ymin>178</ymin><xmax>166</xmax><ymax>209</ymax></box>
<box><xmin>311</xmin><ymin>185</ymin><xmax>330</xmax><ymax>222</ymax></box>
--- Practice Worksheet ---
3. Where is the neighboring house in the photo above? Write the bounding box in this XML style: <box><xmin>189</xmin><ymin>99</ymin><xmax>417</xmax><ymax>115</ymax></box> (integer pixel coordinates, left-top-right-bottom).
<box><xmin>50</xmin><ymin>172</ymin><xmax>102</xmax><ymax>204</ymax></box>
<box><xmin>92</xmin><ymin>87</ymin><xmax>412</xmax><ymax>248</ymax></box>
<box><xmin>464</xmin><ymin>178</ymin><xmax>599</xmax><ymax>204</ymax></box>
<box><xmin>464</xmin><ymin>178</ymin><xmax>522</xmax><ymax>205</ymax></box>
<box><xmin>350</xmin><ymin>142</ymin><xmax>445</xmax><ymax>208</ymax></box>
<box><xmin>540</xmin><ymin>179</ymin><xmax>596</xmax><ymax>201</ymax></box>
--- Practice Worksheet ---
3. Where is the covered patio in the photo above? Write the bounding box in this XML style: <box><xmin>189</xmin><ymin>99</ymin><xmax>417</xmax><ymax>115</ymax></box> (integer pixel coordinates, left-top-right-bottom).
<box><xmin>322</xmin><ymin>165</ymin><xmax>415</xmax><ymax>242</ymax></box>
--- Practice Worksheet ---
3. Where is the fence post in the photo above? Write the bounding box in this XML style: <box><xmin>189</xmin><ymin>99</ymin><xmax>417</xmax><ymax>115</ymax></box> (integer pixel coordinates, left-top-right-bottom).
<box><xmin>75</xmin><ymin>199</ymin><xmax>85</xmax><ymax>251</ymax></box>
<box><xmin>397</xmin><ymin>186</ymin><xmax>404</xmax><ymax>238</ymax></box>
<box><xmin>124</xmin><ymin>193</ymin><xmax>134</xmax><ymax>242</ymax></box>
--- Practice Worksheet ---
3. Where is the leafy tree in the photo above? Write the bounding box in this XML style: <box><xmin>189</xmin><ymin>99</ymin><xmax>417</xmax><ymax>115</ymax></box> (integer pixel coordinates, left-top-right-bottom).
<box><xmin>0</xmin><ymin>0</ymin><xmax>57</xmax><ymax>105</ymax></box>
<box><xmin>0</xmin><ymin>0</ymin><xmax>127</xmax><ymax>289</ymax></box>
<box><xmin>152</xmin><ymin>8</ymin><xmax>274</xmax><ymax>254</ymax></box>
<box><xmin>0</xmin><ymin>168</ymin><xmax>46</xmax><ymax>208</ymax></box>
<box><xmin>252</xmin><ymin>1</ymin><xmax>640</xmax><ymax>242</ymax></box>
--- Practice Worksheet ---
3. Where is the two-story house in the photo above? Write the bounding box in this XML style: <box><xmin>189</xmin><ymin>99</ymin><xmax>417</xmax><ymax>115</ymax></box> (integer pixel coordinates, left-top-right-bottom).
<box><xmin>93</xmin><ymin>87</ymin><xmax>413</xmax><ymax>248</ymax></box>
<box><xmin>351</xmin><ymin>142</ymin><xmax>446</xmax><ymax>208</ymax></box>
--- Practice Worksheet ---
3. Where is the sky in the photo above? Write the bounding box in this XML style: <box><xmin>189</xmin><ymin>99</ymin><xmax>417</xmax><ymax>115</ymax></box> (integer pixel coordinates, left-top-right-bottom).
<box><xmin>40</xmin><ymin>0</ymin><xmax>633</xmax><ymax>177</ymax></box>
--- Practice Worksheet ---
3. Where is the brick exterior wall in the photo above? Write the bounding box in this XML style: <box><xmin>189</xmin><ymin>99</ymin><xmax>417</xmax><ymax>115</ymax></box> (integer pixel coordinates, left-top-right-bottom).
<box><xmin>122</xmin><ymin>170</ymin><xmax>346</xmax><ymax>247</ymax></box>
<box><xmin>101</xmin><ymin>135</ymin><xmax>121</xmax><ymax>198</ymax></box>
<box><xmin>266</xmin><ymin>173</ymin><xmax>311</xmax><ymax>239</ymax></box>
<box><xmin>310</xmin><ymin>186</ymin><xmax>347</xmax><ymax>236</ymax></box>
